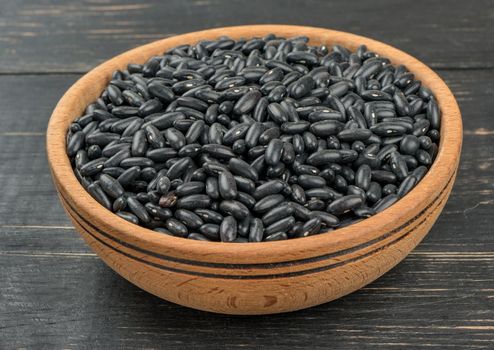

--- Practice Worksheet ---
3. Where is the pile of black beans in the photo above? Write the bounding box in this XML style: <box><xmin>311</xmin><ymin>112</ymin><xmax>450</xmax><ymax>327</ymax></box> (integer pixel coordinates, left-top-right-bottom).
<box><xmin>67</xmin><ymin>34</ymin><xmax>440</xmax><ymax>242</ymax></box>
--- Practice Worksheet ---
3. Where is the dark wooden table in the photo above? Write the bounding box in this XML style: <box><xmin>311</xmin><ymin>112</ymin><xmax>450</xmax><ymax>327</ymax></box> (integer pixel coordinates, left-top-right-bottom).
<box><xmin>1</xmin><ymin>1</ymin><xmax>493</xmax><ymax>348</ymax></box>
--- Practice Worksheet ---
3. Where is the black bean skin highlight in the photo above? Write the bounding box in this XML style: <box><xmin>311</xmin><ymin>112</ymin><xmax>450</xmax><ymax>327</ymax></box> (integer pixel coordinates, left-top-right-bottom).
<box><xmin>68</xmin><ymin>34</ymin><xmax>440</xmax><ymax>242</ymax></box>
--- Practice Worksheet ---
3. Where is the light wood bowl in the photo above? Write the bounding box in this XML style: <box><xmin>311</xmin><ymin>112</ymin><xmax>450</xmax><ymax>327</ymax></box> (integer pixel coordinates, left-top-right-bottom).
<box><xmin>47</xmin><ymin>25</ymin><xmax>462</xmax><ymax>315</ymax></box>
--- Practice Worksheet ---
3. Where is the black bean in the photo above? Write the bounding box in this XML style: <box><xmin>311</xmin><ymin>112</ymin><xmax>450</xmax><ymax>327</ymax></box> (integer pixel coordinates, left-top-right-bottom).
<box><xmin>185</xmin><ymin>120</ymin><xmax>204</xmax><ymax>144</ymax></box>
<box><xmin>267</xmin><ymin>103</ymin><xmax>288</xmax><ymax>123</ymax></box>
<box><xmin>265</xmin><ymin>216</ymin><xmax>295</xmax><ymax>235</ymax></box>
<box><xmin>248</xmin><ymin>218</ymin><xmax>264</xmax><ymax>242</ymax></box>
<box><xmin>176</xmin><ymin>194</ymin><xmax>211</xmax><ymax>210</ymax></box>
<box><xmin>298</xmin><ymin>217</ymin><xmax>322</xmax><ymax>237</ymax></box>
<box><xmin>202</xmin><ymin>144</ymin><xmax>236</xmax><ymax>160</ymax></box>
<box><xmin>253</xmin><ymin>194</ymin><xmax>285</xmax><ymax>213</ymax></box>
<box><xmin>80</xmin><ymin>157</ymin><xmax>107</xmax><ymax>177</ymax></box>
<box><xmin>265</xmin><ymin>139</ymin><xmax>283</xmax><ymax>166</ymax></box>
<box><xmin>104</xmin><ymin>149</ymin><xmax>130</xmax><ymax>168</ymax></box>
<box><xmin>87</xmin><ymin>182</ymin><xmax>112</xmax><ymax>210</ymax></box>
<box><xmin>116</xmin><ymin>211</ymin><xmax>139</xmax><ymax>224</ymax></box>
<box><xmin>205</xmin><ymin>176</ymin><xmax>220</xmax><ymax>199</ymax></box>
<box><xmin>164</xmin><ymin>128</ymin><xmax>186</xmax><ymax>150</ymax></box>
<box><xmin>307</xmin><ymin>149</ymin><xmax>358</xmax><ymax>165</ymax></box>
<box><xmin>389</xmin><ymin>152</ymin><xmax>409</xmax><ymax>180</ymax></box>
<box><xmin>195</xmin><ymin>209</ymin><xmax>223</xmax><ymax>224</ymax></box>
<box><xmin>67</xmin><ymin>131</ymin><xmax>85</xmax><ymax>157</ymax></box>
<box><xmin>427</xmin><ymin>99</ymin><xmax>441</xmax><ymax>130</ymax></box>
<box><xmin>127</xmin><ymin>196</ymin><xmax>151</xmax><ymax>223</ymax></box>
<box><xmin>327</xmin><ymin>195</ymin><xmax>364</xmax><ymax>215</ymax></box>
<box><xmin>218</xmin><ymin>170</ymin><xmax>237</xmax><ymax>200</ymax></box>
<box><xmin>145</xmin><ymin>203</ymin><xmax>172</xmax><ymax>220</ymax></box>
<box><xmin>99</xmin><ymin>174</ymin><xmax>125</xmax><ymax>198</ymax></box>
<box><xmin>175</xmin><ymin>209</ymin><xmax>204</xmax><ymax>229</ymax></box>
<box><xmin>264</xmin><ymin>232</ymin><xmax>288</xmax><ymax>241</ymax></box>
<box><xmin>146</xmin><ymin>147</ymin><xmax>177</xmax><ymax>162</ymax></box>
<box><xmin>199</xmin><ymin>224</ymin><xmax>220</xmax><ymax>240</ymax></box>
<box><xmin>166</xmin><ymin>157</ymin><xmax>191</xmax><ymax>179</ymax></box>
<box><xmin>252</xmin><ymin>179</ymin><xmax>284</xmax><ymax>199</ymax></box>
<box><xmin>222</xmin><ymin>122</ymin><xmax>250</xmax><ymax>145</ymax></box>
<box><xmin>355</xmin><ymin>164</ymin><xmax>372</xmax><ymax>191</ymax></box>
<box><xmin>399</xmin><ymin>135</ymin><xmax>420</xmax><ymax>155</ymax></box>
<box><xmin>220</xmin><ymin>216</ymin><xmax>238</xmax><ymax>242</ymax></box>
<box><xmin>244</xmin><ymin>122</ymin><xmax>264</xmax><ymax>148</ymax></box>
<box><xmin>234</xmin><ymin>176</ymin><xmax>255</xmax><ymax>194</ymax></box>
<box><xmin>262</xmin><ymin>203</ymin><xmax>293</xmax><ymax>225</ymax></box>
<box><xmin>297</xmin><ymin>174</ymin><xmax>326</xmax><ymax>189</ymax></box>
<box><xmin>310</xmin><ymin>120</ymin><xmax>344</xmax><ymax>137</ymax></box>
<box><xmin>219</xmin><ymin>200</ymin><xmax>250</xmax><ymax>219</ymax></box>
<box><xmin>228</xmin><ymin>158</ymin><xmax>258</xmax><ymax>181</ymax></box>
<box><xmin>373</xmin><ymin>194</ymin><xmax>399</xmax><ymax>212</ymax></box>
<box><xmin>175</xmin><ymin>181</ymin><xmax>204</xmax><ymax>196</ymax></box>
<box><xmin>165</xmin><ymin>218</ymin><xmax>188</xmax><ymax>237</ymax></box>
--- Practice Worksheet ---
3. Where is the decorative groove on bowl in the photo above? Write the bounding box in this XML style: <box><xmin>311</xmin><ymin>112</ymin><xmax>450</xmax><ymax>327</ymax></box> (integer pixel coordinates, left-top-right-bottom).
<box><xmin>58</xmin><ymin>170</ymin><xmax>454</xmax><ymax>279</ymax></box>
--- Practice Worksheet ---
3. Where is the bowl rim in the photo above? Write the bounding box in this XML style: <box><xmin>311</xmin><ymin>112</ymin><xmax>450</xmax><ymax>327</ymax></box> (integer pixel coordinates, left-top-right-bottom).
<box><xmin>47</xmin><ymin>25</ymin><xmax>462</xmax><ymax>264</ymax></box>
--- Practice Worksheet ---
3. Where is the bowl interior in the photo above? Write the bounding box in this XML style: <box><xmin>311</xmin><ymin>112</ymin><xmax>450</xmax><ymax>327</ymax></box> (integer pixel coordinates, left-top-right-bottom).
<box><xmin>47</xmin><ymin>25</ymin><xmax>462</xmax><ymax>264</ymax></box>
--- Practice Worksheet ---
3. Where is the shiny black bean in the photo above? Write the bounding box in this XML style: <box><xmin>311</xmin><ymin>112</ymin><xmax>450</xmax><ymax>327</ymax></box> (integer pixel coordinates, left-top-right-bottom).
<box><xmin>164</xmin><ymin>128</ymin><xmax>186</xmax><ymax>150</ymax></box>
<box><xmin>80</xmin><ymin>157</ymin><xmax>107</xmax><ymax>177</ymax></box>
<box><xmin>252</xmin><ymin>180</ymin><xmax>284</xmax><ymax>199</ymax></box>
<box><xmin>219</xmin><ymin>216</ymin><xmax>237</xmax><ymax>242</ymax></box>
<box><xmin>244</xmin><ymin>122</ymin><xmax>264</xmax><ymax>148</ymax></box>
<box><xmin>262</xmin><ymin>203</ymin><xmax>293</xmax><ymax>226</ymax></box>
<box><xmin>176</xmin><ymin>194</ymin><xmax>211</xmax><ymax>210</ymax></box>
<box><xmin>127</xmin><ymin>196</ymin><xmax>151</xmax><ymax>223</ymax></box>
<box><xmin>298</xmin><ymin>217</ymin><xmax>322</xmax><ymax>237</ymax></box>
<box><xmin>307</xmin><ymin>149</ymin><xmax>358</xmax><ymax>165</ymax></box>
<box><xmin>248</xmin><ymin>218</ymin><xmax>264</xmax><ymax>242</ymax></box>
<box><xmin>112</xmin><ymin>196</ymin><xmax>127</xmax><ymax>212</ymax></box>
<box><xmin>264</xmin><ymin>232</ymin><xmax>288</xmax><ymax>241</ymax></box>
<box><xmin>265</xmin><ymin>216</ymin><xmax>295</xmax><ymax>235</ymax></box>
<box><xmin>373</xmin><ymin>194</ymin><xmax>399</xmax><ymax>212</ymax></box>
<box><xmin>310</xmin><ymin>120</ymin><xmax>345</xmax><ymax>137</ymax></box>
<box><xmin>389</xmin><ymin>152</ymin><xmax>409</xmax><ymax>180</ymax></box>
<box><xmin>258</xmin><ymin>127</ymin><xmax>280</xmax><ymax>145</ymax></box>
<box><xmin>327</xmin><ymin>194</ymin><xmax>364</xmax><ymax>215</ymax></box>
<box><xmin>99</xmin><ymin>174</ymin><xmax>125</xmax><ymax>198</ymax></box>
<box><xmin>199</xmin><ymin>223</ymin><xmax>220</xmax><ymax>240</ymax></box>
<box><xmin>196</xmin><ymin>209</ymin><xmax>223</xmax><ymax>225</ymax></box>
<box><xmin>312</xmin><ymin>211</ymin><xmax>339</xmax><ymax>227</ymax></box>
<box><xmin>175</xmin><ymin>181</ymin><xmax>204</xmax><ymax>197</ymax></box>
<box><xmin>265</xmin><ymin>139</ymin><xmax>283</xmax><ymax>166</ymax></box>
<box><xmin>175</xmin><ymin>209</ymin><xmax>204</xmax><ymax>229</ymax></box>
<box><xmin>116</xmin><ymin>211</ymin><xmax>139</xmax><ymax>224</ymax></box>
<box><xmin>219</xmin><ymin>200</ymin><xmax>250</xmax><ymax>219</ymax></box>
<box><xmin>253</xmin><ymin>194</ymin><xmax>285</xmax><ymax>213</ymax></box>
<box><xmin>67</xmin><ymin>131</ymin><xmax>85</xmax><ymax>157</ymax></box>
<box><xmin>87</xmin><ymin>182</ymin><xmax>112</xmax><ymax>210</ymax></box>
<box><xmin>297</xmin><ymin>173</ymin><xmax>326</xmax><ymax>188</ymax></box>
<box><xmin>218</xmin><ymin>171</ymin><xmax>237</xmax><ymax>200</ymax></box>
<box><xmin>166</xmin><ymin>157</ymin><xmax>191</xmax><ymax>179</ymax></box>
<box><xmin>222</xmin><ymin>123</ymin><xmax>249</xmax><ymax>145</ymax></box>
<box><xmin>164</xmin><ymin>218</ymin><xmax>188</xmax><ymax>237</ymax></box>
<box><xmin>267</xmin><ymin>103</ymin><xmax>288</xmax><ymax>123</ymax></box>
<box><xmin>355</xmin><ymin>164</ymin><xmax>372</xmax><ymax>191</ymax></box>
<box><xmin>290</xmin><ymin>75</ymin><xmax>315</xmax><ymax>99</ymax></box>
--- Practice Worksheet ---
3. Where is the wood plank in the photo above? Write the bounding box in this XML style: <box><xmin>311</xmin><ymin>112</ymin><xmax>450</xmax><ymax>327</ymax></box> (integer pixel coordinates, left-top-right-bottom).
<box><xmin>0</xmin><ymin>0</ymin><xmax>492</xmax><ymax>73</ymax></box>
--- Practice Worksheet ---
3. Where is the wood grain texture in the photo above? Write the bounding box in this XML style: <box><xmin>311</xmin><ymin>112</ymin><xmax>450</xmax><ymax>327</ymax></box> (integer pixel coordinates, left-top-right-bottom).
<box><xmin>0</xmin><ymin>0</ymin><xmax>493</xmax><ymax>73</ymax></box>
<box><xmin>45</xmin><ymin>25</ymin><xmax>462</xmax><ymax>314</ymax></box>
<box><xmin>0</xmin><ymin>0</ymin><xmax>493</xmax><ymax>346</ymax></box>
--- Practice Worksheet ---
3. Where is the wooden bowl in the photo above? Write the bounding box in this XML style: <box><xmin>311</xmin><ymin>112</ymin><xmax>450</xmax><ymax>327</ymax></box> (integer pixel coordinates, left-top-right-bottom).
<box><xmin>47</xmin><ymin>25</ymin><xmax>462</xmax><ymax>315</ymax></box>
